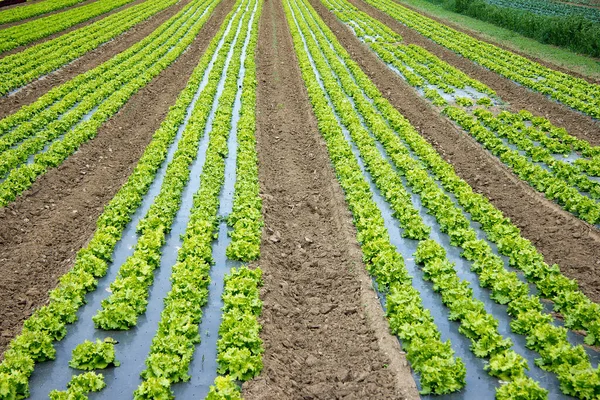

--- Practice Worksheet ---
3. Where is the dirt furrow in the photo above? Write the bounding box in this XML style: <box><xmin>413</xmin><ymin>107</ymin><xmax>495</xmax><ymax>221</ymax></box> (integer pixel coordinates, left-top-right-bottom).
<box><xmin>309</xmin><ymin>0</ymin><xmax>600</xmax><ymax>304</ymax></box>
<box><xmin>0</xmin><ymin>0</ymin><xmax>192</xmax><ymax>118</ymax></box>
<box><xmin>346</xmin><ymin>0</ymin><xmax>600</xmax><ymax>147</ymax></box>
<box><xmin>0</xmin><ymin>0</ymin><xmax>234</xmax><ymax>355</ymax></box>
<box><xmin>242</xmin><ymin>0</ymin><xmax>419</xmax><ymax>397</ymax></box>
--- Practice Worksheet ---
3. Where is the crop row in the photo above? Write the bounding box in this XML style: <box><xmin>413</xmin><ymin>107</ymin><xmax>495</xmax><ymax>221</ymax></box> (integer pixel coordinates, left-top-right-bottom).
<box><xmin>495</xmin><ymin>110</ymin><xmax>600</xmax><ymax>177</ymax></box>
<box><xmin>364</xmin><ymin>0</ymin><xmax>600</xmax><ymax>119</ymax></box>
<box><xmin>225</xmin><ymin>16</ymin><xmax>263</xmax><ymax>261</ymax></box>
<box><xmin>291</xmin><ymin>0</ymin><xmax>550</xmax><ymax>397</ymax></box>
<box><xmin>0</xmin><ymin>1</ymin><xmax>222</xmax><ymax>397</ymax></box>
<box><xmin>212</xmin><ymin>10</ymin><xmax>264</xmax><ymax>395</ymax></box>
<box><xmin>473</xmin><ymin>108</ymin><xmax>599</xmax><ymax>197</ymax></box>
<box><xmin>0</xmin><ymin>0</ymin><xmax>136</xmax><ymax>53</ymax></box>
<box><xmin>0</xmin><ymin>0</ymin><xmax>218</xmax><ymax>207</ymax></box>
<box><xmin>445</xmin><ymin>106</ymin><xmax>600</xmax><ymax>224</ymax></box>
<box><xmin>0</xmin><ymin>0</ymin><xmax>87</xmax><ymax>25</ymax></box>
<box><xmin>322</xmin><ymin>0</ymin><xmax>600</xmax><ymax>225</ymax></box>
<box><xmin>484</xmin><ymin>0</ymin><xmax>600</xmax><ymax>22</ymax></box>
<box><xmin>327</xmin><ymin>0</ymin><xmax>495</xmax><ymax>104</ymax></box>
<box><xmin>292</xmin><ymin>0</ymin><xmax>600</xmax><ymax>397</ymax></box>
<box><xmin>318</xmin><ymin>0</ymin><xmax>600</xmax><ymax>345</ymax></box>
<box><xmin>0</xmin><ymin>0</ymin><xmax>203</xmax><ymax>141</ymax></box>
<box><xmin>0</xmin><ymin>0</ymin><xmax>178</xmax><ymax>95</ymax></box>
<box><xmin>91</xmin><ymin>0</ymin><xmax>247</xmax><ymax>333</ymax></box>
<box><xmin>286</xmin><ymin>0</ymin><xmax>467</xmax><ymax>394</ymax></box>
<box><xmin>136</xmin><ymin>2</ymin><xmax>258</xmax><ymax>396</ymax></box>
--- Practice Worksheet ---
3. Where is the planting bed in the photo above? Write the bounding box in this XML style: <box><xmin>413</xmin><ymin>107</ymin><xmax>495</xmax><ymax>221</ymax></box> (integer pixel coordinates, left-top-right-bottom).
<box><xmin>0</xmin><ymin>0</ymin><xmax>599</xmax><ymax>397</ymax></box>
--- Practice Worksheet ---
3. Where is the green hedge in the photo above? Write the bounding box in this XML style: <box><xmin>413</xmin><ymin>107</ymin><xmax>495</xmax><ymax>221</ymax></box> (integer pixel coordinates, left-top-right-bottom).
<box><xmin>427</xmin><ymin>0</ymin><xmax>600</xmax><ymax>57</ymax></box>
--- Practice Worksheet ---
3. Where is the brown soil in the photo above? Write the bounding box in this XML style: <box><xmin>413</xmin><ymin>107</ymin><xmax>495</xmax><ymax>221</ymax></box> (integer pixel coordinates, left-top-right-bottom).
<box><xmin>348</xmin><ymin>0</ymin><xmax>600</xmax><ymax>147</ymax></box>
<box><xmin>242</xmin><ymin>0</ymin><xmax>419</xmax><ymax>397</ymax></box>
<box><xmin>0</xmin><ymin>0</ymin><xmax>148</xmax><ymax>57</ymax></box>
<box><xmin>310</xmin><ymin>0</ymin><xmax>600</xmax><ymax>304</ymax></box>
<box><xmin>0</xmin><ymin>0</ymin><xmax>234</xmax><ymax>355</ymax></box>
<box><xmin>0</xmin><ymin>0</ymin><xmax>98</xmax><ymax>29</ymax></box>
<box><xmin>0</xmin><ymin>0</ymin><xmax>191</xmax><ymax>119</ymax></box>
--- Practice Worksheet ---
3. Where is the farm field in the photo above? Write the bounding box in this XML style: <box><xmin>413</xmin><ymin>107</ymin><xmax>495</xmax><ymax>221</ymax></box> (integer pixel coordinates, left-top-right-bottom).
<box><xmin>0</xmin><ymin>0</ymin><xmax>599</xmax><ymax>398</ymax></box>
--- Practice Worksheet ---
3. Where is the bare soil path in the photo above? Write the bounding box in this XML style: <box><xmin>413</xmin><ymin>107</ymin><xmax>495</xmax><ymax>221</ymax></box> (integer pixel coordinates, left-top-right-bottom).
<box><xmin>310</xmin><ymin>0</ymin><xmax>600</xmax><ymax>305</ymax></box>
<box><xmin>242</xmin><ymin>0</ymin><xmax>419</xmax><ymax>397</ymax></box>
<box><xmin>0</xmin><ymin>0</ymin><xmax>234</xmax><ymax>355</ymax></box>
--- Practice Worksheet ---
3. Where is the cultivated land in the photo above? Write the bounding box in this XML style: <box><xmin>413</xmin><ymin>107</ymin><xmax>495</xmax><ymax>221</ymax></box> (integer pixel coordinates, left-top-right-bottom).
<box><xmin>0</xmin><ymin>0</ymin><xmax>599</xmax><ymax>398</ymax></box>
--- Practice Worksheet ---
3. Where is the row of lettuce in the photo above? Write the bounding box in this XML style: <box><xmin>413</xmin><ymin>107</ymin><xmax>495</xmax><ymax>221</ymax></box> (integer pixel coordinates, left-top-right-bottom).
<box><xmin>323</xmin><ymin>0</ymin><xmax>600</xmax><ymax>225</ymax></box>
<box><xmin>327</xmin><ymin>0</ymin><xmax>496</xmax><ymax>105</ymax></box>
<box><xmin>288</xmin><ymin>0</ymin><xmax>544</xmax><ymax>396</ymax></box>
<box><xmin>322</xmin><ymin>0</ymin><xmax>600</xmax><ymax>350</ymax></box>
<box><xmin>134</xmin><ymin>1</ymin><xmax>262</xmax><ymax>396</ymax></box>
<box><xmin>0</xmin><ymin>0</ymin><xmax>87</xmax><ymax>25</ymax></box>
<box><xmin>286</xmin><ymin>0</ymin><xmax>467</xmax><ymax>394</ymax></box>
<box><xmin>363</xmin><ymin>0</ymin><xmax>600</xmax><ymax>119</ymax></box>
<box><xmin>0</xmin><ymin>0</ymin><xmax>230</xmax><ymax>397</ymax></box>
<box><xmin>444</xmin><ymin>107</ymin><xmax>600</xmax><ymax>223</ymax></box>
<box><xmin>0</xmin><ymin>0</ymin><xmax>179</xmax><ymax>95</ymax></box>
<box><xmin>0</xmin><ymin>0</ymin><xmax>217</xmax><ymax>207</ymax></box>
<box><xmin>0</xmin><ymin>0</ymin><xmax>136</xmax><ymax>53</ymax></box>
<box><xmin>0</xmin><ymin>0</ymin><xmax>265</xmax><ymax>396</ymax></box>
<box><xmin>289</xmin><ymin>0</ymin><xmax>600</xmax><ymax>397</ymax></box>
<box><xmin>208</xmin><ymin>4</ymin><xmax>264</xmax><ymax>396</ymax></box>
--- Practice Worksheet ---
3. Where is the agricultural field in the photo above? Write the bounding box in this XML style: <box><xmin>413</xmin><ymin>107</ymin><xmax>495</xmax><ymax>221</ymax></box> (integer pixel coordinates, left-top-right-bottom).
<box><xmin>483</xmin><ymin>0</ymin><xmax>600</xmax><ymax>23</ymax></box>
<box><xmin>0</xmin><ymin>0</ymin><xmax>599</xmax><ymax>398</ymax></box>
